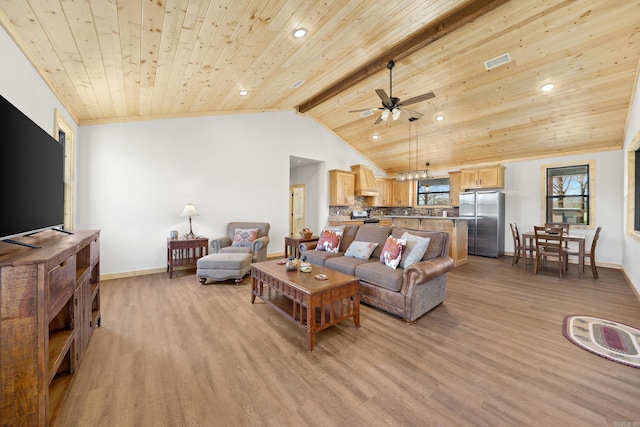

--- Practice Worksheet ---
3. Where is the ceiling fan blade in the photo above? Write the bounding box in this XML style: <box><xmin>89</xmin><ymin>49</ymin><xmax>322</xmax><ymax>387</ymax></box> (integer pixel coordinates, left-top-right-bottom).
<box><xmin>403</xmin><ymin>108</ymin><xmax>424</xmax><ymax>119</ymax></box>
<box><xmin>373</xmin><ymin>115</ymin><xmax>384</xmax><ymax>125</ymax></box>
<box><xmin>375</xmin><ymin>89</ymin><xmax>391</xmax><ymax>105</ymax></box>
<box><xmin>398</xmin><ymin>92</ymin><xmax>435</xmax><ymax>107</ymax></box>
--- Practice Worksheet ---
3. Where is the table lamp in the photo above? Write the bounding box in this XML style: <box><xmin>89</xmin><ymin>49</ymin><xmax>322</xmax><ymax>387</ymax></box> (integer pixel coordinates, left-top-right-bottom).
<box><xmin>180</xmin><ymin>203</ymin><xmax>199</xmax><ymax>239</ymax></box>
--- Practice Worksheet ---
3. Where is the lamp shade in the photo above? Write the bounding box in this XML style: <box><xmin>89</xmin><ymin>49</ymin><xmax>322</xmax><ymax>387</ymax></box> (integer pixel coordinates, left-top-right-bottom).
<box><xmin>391</xmin><ymin>108</ymin><xmax>401</xmax><ymax>121</ymax></box>
<box><xmin>180</xmin><ymin>203</ymin><xmax>199</xmax><ymax>217</ymax></box>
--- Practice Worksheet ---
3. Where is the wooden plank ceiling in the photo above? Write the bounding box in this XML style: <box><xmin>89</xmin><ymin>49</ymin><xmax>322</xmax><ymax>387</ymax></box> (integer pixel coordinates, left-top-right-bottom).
<box><xmin>1</xmin><ymin>0</ymin><xmax>639</xmax><ymax>174</ymax></box>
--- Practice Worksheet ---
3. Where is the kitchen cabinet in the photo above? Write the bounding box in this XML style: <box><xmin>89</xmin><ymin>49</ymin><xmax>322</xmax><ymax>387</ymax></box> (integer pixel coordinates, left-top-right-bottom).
<box><xmin>392</xmin><ymin>180</ymin><xmax>413</xmax><ymax>207</ymax></box>
<box><xmin>449</xmin><ymin>171</ymin><xmax>461</xmax><ymax>206</ymax></box>
<box><xmin>370</xmin><ymin>177</ymin><xmax>393</xmax><ymax>207</ymax></box>
<box><xmin>461</xmin><ymin>165</ymin><xmax>505</xmax><ymax>189</ymax></box>
<box><xmin>329</xmin><ymin>170</ymin><xmax>356</xmax><ymax>206</ymax></box>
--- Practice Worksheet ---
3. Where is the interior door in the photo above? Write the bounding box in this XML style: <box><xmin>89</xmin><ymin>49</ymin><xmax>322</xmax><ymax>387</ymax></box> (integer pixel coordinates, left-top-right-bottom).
<box><xmin>289</xmin><ymin>184</ymin><xmax>305</xmax><ymax>236</ymax></box>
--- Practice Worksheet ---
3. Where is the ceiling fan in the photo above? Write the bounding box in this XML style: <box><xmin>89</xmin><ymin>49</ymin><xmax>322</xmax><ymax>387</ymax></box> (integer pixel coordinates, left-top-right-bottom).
<box><xmin>349</xmin><ymin>60</ymin><xmax>435</xmax><ymax>125</ymax></box>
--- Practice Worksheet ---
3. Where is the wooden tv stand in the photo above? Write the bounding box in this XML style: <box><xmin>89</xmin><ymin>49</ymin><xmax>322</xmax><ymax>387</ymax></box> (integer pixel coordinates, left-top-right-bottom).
<box><xmin>0</xmin><ymin>229</ymin><xmax>101</xmax><ymax>426</ymax></box>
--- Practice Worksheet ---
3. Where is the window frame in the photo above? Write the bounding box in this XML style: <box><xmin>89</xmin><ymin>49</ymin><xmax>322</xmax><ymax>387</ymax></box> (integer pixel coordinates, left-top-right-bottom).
<box><xmin>626</xmin><ymin>130</ymin><xmax>640</xmax><ymax>240</ymax></box>
<box><xmin>416</xmin><ymin>177</ymin><xmax>450</xmax><ymax>206</ymax></box>
<box><xmin>540</xmin><ymin>160</ymin><xmax>595</xmax><ymax>230</ymax></box>
<box><xmin>54</xmin><ymin>109</ymin><xmax>74</xmax><ymax>231</ymax></box>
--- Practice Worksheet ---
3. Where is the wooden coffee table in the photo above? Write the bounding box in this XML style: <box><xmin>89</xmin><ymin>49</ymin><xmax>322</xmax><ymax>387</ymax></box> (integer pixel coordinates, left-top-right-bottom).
<box><xmin>251</xmin><ymin>260</ymin><xmax>360</xmax><ymax>351</ymax></box>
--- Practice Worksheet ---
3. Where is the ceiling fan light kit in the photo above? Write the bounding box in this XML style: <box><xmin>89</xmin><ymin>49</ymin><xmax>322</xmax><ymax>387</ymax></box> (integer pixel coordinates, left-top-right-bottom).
<box><xmin>349</xmin><ymin>60</ymin><xmax>435</xmax><ymax>125</ymax></box>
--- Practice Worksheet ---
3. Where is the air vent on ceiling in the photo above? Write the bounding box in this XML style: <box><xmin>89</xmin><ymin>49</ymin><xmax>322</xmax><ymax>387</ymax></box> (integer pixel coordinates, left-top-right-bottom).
<box><xmin>290</xmin><ymin>80</ymin><xmax>306</xmax><ymax>88</ymax></box>
<box><xmin>360</xmin><ymin>110</ymin><xmax>374</xmax><ymax>118</ymax></box>
<box><xmin>484</xmin><ymin>53</ymin><xmax>512</xmax><ymax>71</ymax></box>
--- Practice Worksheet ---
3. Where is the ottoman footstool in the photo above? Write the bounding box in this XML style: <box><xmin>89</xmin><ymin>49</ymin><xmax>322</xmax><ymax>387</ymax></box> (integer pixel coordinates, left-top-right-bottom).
<box><xmin>197</xmin><ymin>252</ymin><xmax>252</xmax><ymax>284</ymax></box>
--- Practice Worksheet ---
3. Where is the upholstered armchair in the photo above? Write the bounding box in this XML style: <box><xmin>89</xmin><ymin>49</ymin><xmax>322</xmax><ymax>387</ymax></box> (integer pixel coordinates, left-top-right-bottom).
<box><xmin>210</xmin><ymin>222</ymin><xmax>270</xmax><ymax>262</ymax></box>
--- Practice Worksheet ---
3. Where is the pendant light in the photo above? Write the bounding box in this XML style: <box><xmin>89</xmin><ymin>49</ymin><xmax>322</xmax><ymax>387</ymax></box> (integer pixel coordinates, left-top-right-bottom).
<box><xmin>396</xmin><ymin>117</ymin><xmax>431</xmax><ymax>182</ymax></box>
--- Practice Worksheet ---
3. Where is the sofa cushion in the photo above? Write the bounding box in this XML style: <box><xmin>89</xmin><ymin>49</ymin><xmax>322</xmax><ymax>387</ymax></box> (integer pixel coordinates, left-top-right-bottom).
<box><xmin>344</xmin><ymin>241</ymin><xmax>379</xmax><ymax>260</ymax></box>
<box><xmin>325</xmin><ymin>256</ymin><xmax>375</xmax><ymax>276</ymax></box>
<box><xmin>231</xmin><ymin>228</ymin><xmax>258</xmax><ymax>247</ymax></box>
<box><xmin>355</xmin><ymin>262</ymin><xmax>404</xmax><ymax>292</ymax></box>
<box><xmin>339</xmin><ymin>225</ymin><xmax>359</xmax><ymax>252</ymax></box>
<box><xmin>379</xmin><ymin>235</ymin><xmax>406</xmax><ymax>270</ymax></box>
<box><xmin>317</xmin><ymin>229</ymin><xmax>343</xmax><ymax>253</ymax></box>
<box><xmin>392</xmin><ymin>228</ymin><xmax>445</xmax><ymax>260</ymax></box>
<box><xmin>353</xmin><ymin>225</ymin><xmax>392</xmax><ymax>258</ymax></box>
<box><xmin>399</xmin><ymin>232</ymin><xmax>431</xmax><ymax>269</ymax></box>
<box><xmin>304</xmin><ymin>249</ymin><xmax>342</xmax><ymax>266</ymax></box>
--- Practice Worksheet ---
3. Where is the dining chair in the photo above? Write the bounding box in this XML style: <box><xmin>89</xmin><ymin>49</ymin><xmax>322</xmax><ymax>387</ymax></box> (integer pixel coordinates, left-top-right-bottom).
<box><xmin>546</xmin><ymin>222</ymin><xmax>571</xmax><ymax>249</ymax></box>
<box><xmin>533</xmin><ymin>225</ymin><xmax>566</xmax><ymax>278</ymax></box>
<box><xmin>566</xmin><ymin>226</ymin><xmax>602</xmax><ymax>278</ymax></box>
<box><xmin>587</xmin><ymin>226</ymin><xmax>602</xmax><ymax>278</ymax></box>
<box><xmin>509</xmin><ymin>223</ymin><xmax>535</xmax><ymax>269</ymax></box>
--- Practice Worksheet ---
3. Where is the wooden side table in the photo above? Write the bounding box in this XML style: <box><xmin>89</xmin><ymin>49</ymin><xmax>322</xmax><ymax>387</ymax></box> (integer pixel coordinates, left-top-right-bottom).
<box><xmin>284</xmin><ymin>235</ymin><xmax>319</xmax><ymax>259</ymax></box>
<box><xmin>167</xmin><ymin>237</ymin><xmax>208</xmax><ymax>278</ymax></box>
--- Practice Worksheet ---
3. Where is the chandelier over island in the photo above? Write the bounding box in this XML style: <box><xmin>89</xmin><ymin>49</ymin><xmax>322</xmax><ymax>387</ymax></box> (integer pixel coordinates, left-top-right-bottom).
<box><xmin>396</xmin><ymin>117</ymin><xmax>432</xmax><ymax>184</ymax></box>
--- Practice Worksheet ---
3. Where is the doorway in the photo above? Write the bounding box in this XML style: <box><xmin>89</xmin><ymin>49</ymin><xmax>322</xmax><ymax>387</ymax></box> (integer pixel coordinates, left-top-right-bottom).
<box><xmin>289</xmin><ymin>184</ymin><xmax>305</xmax><ymax>236</ymax></box>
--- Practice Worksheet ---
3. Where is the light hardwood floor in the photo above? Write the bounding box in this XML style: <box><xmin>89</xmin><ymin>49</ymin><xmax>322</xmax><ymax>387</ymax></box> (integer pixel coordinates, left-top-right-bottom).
<box><xmin>55</xmin><ymin>256</ymin><xmax>640</xmax><ymax>426</ymax></box>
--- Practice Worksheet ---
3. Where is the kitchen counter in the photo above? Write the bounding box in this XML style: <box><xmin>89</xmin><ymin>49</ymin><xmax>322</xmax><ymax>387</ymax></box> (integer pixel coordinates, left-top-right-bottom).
<box><xmin>327</xmin><ymin>218</ymin><xmax>393</xmax><ymax>226</ymax></box>
<box><xmin>385</xmin><ymin>215</ymin><xmax>477</xmax><ymax>220</ymax></box>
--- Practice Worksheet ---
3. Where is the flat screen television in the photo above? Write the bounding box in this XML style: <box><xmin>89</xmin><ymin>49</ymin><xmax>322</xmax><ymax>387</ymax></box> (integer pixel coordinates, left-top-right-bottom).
<box><xmin>1</xmin><ymin>94</ymin><xmax>64</xmax><ymax>243</ymax></box>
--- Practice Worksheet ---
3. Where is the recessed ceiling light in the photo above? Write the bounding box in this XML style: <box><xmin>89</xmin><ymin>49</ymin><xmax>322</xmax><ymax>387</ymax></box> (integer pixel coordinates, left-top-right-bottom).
<box><xmin>372</xmin><ymin>135</ymin><xmax>379</xmax><ymax>140</ymax></box>
<box><xmin>541</xmin><ymin>83</ymin><xmax>554</xmax><ymax>92</ymax></box>
<box><xmin>436</xmin><ymin>115</ymin><xmax>445</xmax><ymax>121</ymax></box>
<box><xmin>292</xmin><ymin>27</ymin><xmax>307</xmax><ymax>38</ymax></box>
<box><xmin>239</xmin><ymin>90</ymin><xmax>248</xmax><ymax>96</ymax></box>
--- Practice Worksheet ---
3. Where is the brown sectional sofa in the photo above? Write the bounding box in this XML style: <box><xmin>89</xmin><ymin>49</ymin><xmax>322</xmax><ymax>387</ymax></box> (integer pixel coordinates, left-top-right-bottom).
<box><xmin>301</xmin><ymin>224</ymin><xmax>454</xmax><ymax>324</ymax></box>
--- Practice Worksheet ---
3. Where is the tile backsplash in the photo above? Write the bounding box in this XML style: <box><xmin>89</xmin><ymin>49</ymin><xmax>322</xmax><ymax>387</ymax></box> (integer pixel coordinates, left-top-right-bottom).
<box><xmin>329</xmin><ymin>196</ymin><xmax>459</xmax><ymax>218</ymax></box>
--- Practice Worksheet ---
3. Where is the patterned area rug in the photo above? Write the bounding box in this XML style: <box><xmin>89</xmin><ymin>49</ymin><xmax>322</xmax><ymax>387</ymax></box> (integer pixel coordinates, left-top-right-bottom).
<box><xmin>563</xmin><ymin>315</ymin><xmax>640</xmax><ymax>368</ymax></box>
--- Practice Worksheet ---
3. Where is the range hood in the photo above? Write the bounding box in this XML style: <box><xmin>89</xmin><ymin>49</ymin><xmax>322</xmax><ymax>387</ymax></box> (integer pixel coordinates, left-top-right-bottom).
<box><xmin>351</xmin><ymin>164</ymin><xmax>378</xmax><ymax>196</ymax></box>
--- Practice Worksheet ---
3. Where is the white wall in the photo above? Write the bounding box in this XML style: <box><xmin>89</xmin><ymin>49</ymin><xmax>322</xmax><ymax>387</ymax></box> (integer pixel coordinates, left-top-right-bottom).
<box><xmin>623</xmin><ymin>70</ymin><xmax>640</xmax><ymax>294</ymax></box>
<box><xmin>76</xmin><ymin>112</ymin><xmax>380</xmax><ymax>275</ymax></box>
<box><xmin>0</xmin><ymin>26</ymin><xmax>77</xmax><ymax>164</ymax></box>
<box><xmin>502</xmin><ymin>151</ymin><xmax>624</xmax><ymax>268</ymax></box>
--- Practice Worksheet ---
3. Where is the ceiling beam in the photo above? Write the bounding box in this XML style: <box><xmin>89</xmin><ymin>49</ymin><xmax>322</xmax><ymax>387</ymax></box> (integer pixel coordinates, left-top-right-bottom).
<box><xmin>297</xmin><ymin>0</ymin><xmax>510</xmax><ymax>114</ymax></box>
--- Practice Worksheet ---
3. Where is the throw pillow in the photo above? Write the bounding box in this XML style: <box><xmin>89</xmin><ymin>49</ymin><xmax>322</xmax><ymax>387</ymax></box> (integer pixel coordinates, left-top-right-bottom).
<box><xmin>379</xmin><ymin>235</ymin><xmax>406</xmax><ymax>269</ymax></box>
<box><xmin>232</xmin><ymin>228</ymin><xmax>258</xmax><ymax>247</ymax></box>
<box><xmin>399</xmin><ymin>232</ymin><xmax>431</xmax><ymax>269</ymax></box>
<box><xmin>344</xmin><ymin>241</ymin><xmax>379</xmax><ymax>260</ymax></box>
<box><xmin>316</xmin><ymin>229</ymin><xmax>343</xmax><ymax>253</ymax></box>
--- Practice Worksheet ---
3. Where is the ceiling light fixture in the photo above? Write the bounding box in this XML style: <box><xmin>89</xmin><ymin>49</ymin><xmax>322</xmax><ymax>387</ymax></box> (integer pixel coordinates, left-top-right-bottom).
<box><xmin>541</xmin><ymin>83</ymin><xmax>554</xmax><ymax>92</ymax></box>
<box><xmin>239</xmin><ymin>90</ymin><xmax>248</xmax><ymax>96</ymax></box>
<box><xmin>436</xmin><ymin>115</ymin><xmax>444</xmax><ymax>121</ymax></box>
<box><xmin>372</xmin><ymin>135</ymin><xmax>379</xmax><ymax>140</ymax></box>
<box><xmin>292</xmin><ymin>27</ymin><xmax>308</xmax><ymax>38</ymax></box>
<box><xmin>396</xmin><ymin>117</ymin><xmax>431</xmax><ymax>183</ymax></box>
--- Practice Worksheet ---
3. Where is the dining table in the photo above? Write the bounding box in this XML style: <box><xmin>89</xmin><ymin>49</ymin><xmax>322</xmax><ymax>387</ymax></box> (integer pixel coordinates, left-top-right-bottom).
<box><xmin>521</xmin><ymin>230</ymin><xmax>586</xmax><ymax>278</ymax></box>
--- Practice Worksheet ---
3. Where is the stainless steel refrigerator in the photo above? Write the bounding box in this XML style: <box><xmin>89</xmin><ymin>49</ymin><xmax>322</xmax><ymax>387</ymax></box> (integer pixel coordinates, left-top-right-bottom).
<box><xmin>459</xmin><ymin>190</ymin><xmax>505</xmax><ymax>257</ymax></box>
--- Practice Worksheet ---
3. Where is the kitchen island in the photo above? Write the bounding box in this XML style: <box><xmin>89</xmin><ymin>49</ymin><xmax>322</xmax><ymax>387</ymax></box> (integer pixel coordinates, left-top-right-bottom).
<box><xmin>387</xmin><ymin>216</ymin><xmax>469</xmax><ymax>267</ymax></box>
<box><xmin>327</xmin><ymin>218</ymin><xmax>392</xmax><ymax>226</ymax></box>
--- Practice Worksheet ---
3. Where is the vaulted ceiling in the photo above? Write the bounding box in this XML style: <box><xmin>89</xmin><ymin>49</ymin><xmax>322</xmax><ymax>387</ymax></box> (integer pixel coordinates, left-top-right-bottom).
<box><xmin>1</xmin><ymin>0</ymin><xmax>639</xmax><ymax>175</ymax></box>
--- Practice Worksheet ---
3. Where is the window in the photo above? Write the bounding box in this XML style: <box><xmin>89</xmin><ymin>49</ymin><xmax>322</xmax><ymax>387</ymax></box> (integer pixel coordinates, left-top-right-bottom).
<box><xmin>626</xmin><ymin>132</ymin><xmax>640</xmax><ymax>239</ymax></box>
<box><xmin>54</xmin><ymin>109</ymin><xmax>74</xmax><ymax>231</ymax></box>
<box><xmin>635</xmin><ymin>149</ymin><xmax>640</xmax><ymax>232</ymax></box>
<box><xmin>417</xmin><ymin>178</ymin><xmax>450</xmax><ymax>206</ymax></box>
<box><xmin>545</xmin><ymin>165</ymin><xmax>589</xmax><ymax>225</ymax></box>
